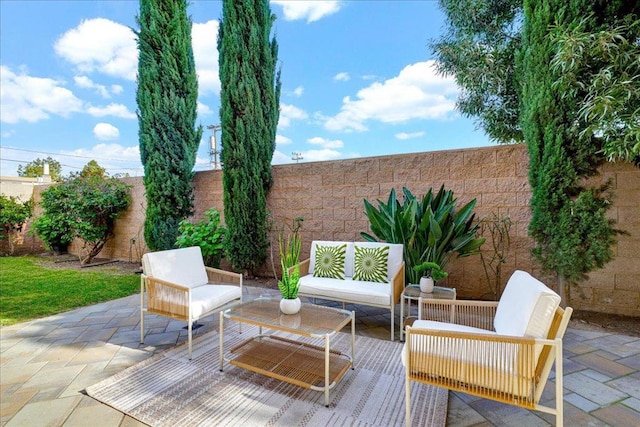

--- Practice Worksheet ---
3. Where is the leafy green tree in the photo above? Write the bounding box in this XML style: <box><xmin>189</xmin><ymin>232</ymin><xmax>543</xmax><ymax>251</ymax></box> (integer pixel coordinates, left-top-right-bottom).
<box><xmin>17</xmin><ymin>157</ymin><xmax>63</xmax><ymax>181</ymax></box>
<box><xmin>79</xmin><ymin>160</ymin><xmax>107</xmax><ymax>179</ymax></box>
<box><xmin>550</xmin><ymin>16</ymin><xmax>640</xmax><ymax>165</ymax></box>
<box><xmin>32</xmin><ymin>162</ymin><xmax>131</xmax><ymax>264</ymax></box>
<box><xmin>136</xmin><ymin>0</ymin><xmax>202</xmax><ymax>251</ymax></box>
<box><xmin>519</xmin><ymin>0</ymin><xmax>620</xmax><ymax>302</ymax></box>
<box><xmin>430</xmin><ymin>0</ymin><xmax>523</xmax><ymax>143</ymax></box>
<box><xmin>0</xmin><ymin>195</ymin><xmax>32</xmax><ymax>254</ymax></box>
<box><xmin>218</xmin><ymin>0</ymin><xmax>281</xmax><ymax>273</ymax></box>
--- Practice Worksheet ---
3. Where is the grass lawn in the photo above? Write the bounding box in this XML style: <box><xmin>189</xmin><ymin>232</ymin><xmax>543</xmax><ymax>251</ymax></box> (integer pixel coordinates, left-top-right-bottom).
<box><xmin>0</xmin><ymin>256</ymin><xmax>139</xmax><ymax>326</ymax></box>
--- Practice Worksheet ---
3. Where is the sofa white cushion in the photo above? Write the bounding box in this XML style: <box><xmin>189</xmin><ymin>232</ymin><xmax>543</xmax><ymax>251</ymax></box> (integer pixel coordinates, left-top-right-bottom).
<box><xmin>494</xmin><ymin>270</ymin><xmax>560</xmax><ymax>339</ymax></box>
<box><xmin>298</xmin><ymin>275</ymin><xmax>391</xmax><ymax>306</ymax></box>
<box><xmin>142</xmin><ymin>246</ymin><xmax>208</xmax><ymax>288</ymax></box>
<box><xmin>353</xmin><ymin>242</ymin><xmax>403</xmax><ymax>281</ymax></box>
<box><xmin>190</xmin><ymin>285</ymin><xmax>242</xmax><ymax>319</ymax></box>
<box><xmin>309</xmin><ymin>241</ymin><xmax>354</xmax><ymax>277</ymax></box>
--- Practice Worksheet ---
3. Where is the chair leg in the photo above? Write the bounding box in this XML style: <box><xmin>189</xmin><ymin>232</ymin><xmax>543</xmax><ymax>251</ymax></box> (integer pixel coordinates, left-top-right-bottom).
<box><xmin>390</xmin><ymin>306</ymin><xmax>395</xmax><ymax>341</ymax></box>
<box><xmin>556</xmin><ymin>340</ymin><xmax>563</xmax><ymax>427</ymax></box>
<box><xmin>188</xmin><ymin>321</ymin><xmax>193</xmax><ymax>360</ymax></box>
<box><xmin>405</xmin><ymin>374</ymin><xmax>412</xmax><ymax>426</ymax></box>
<box><xmin>140</xmin><ymin>292</ymin><xmax>145</xmax><ymax>344</ymax></box>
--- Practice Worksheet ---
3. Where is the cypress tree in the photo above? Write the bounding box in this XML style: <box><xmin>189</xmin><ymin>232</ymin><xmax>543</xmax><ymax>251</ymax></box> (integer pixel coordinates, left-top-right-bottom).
<box><xmin>136</xmin><ymin>0</ymin><xmax>202</xmax><ymax>251</ymax></box>
<box><xmin>519</xmin><ymin>0</ymin><xmax>618</xmax><ymax>302</ymax></box>
<box><xmin>218</xmin><ymin>0</ymin><xmax>281</xmax><ymax>273</ymax></box>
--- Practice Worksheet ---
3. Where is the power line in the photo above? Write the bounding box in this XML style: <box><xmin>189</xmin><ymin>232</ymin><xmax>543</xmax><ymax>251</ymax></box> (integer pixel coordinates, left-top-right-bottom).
<box><xmin>1</xmin><ymin>157</ymin><xmax>142</xmax><ymax>172</ymax></box>
<box><xmin>1</xmin><ymin>146</ymin><xmax>141</xmax><ymax>164</ymax></box>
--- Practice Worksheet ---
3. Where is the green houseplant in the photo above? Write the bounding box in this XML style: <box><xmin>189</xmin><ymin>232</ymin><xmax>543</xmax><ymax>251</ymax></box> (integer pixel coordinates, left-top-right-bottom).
<box><xmin>277</xmin><ymin>218</ymin><xmax>303</xmax><ymax>314</ymax></box>
<box><xmin>413</xmin><ymin>261</ymin><xmax>448</xmax><ymax>293</ymax></box>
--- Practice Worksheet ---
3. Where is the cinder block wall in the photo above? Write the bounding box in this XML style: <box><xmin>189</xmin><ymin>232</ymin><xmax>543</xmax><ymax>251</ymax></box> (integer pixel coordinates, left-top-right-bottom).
<box><xmin>30</xmin><ymin>144</ymin><xmax>640</xmax><ymax>316</ymax></box>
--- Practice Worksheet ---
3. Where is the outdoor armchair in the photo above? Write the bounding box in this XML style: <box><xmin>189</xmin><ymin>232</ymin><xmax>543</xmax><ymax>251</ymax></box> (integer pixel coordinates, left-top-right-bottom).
<box><xmin>140</xmin><ymin>246</ymin><xmax>242</xmax><ymax>359</ymax></box>
<box><xmin>402</xmin><ymin>270</ymin><xmax>572</xmax><ymax>426</ymax></box>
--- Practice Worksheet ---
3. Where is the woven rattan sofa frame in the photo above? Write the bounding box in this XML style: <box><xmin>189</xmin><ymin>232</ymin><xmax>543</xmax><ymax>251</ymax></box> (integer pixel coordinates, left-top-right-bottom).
<box><xmin>404</xmin><ymin>298</ymin><xmax>572</xmax><ymax>427</ymax></box>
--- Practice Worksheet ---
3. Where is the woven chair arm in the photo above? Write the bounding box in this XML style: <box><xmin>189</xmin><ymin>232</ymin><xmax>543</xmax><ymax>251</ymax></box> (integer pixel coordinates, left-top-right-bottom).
<box><xmin>391</xmin><ymin>262</ymin><xmax>405</xmax><ymax>304</ymax></box>
<box><xmin>204</xmin><ymin>267</ymin><xmax>243</xmax><ymax>286</ymax></box>
<box><xmin>143</xmin><ymin>276</ymin><xmax>190</xmax><ymax>320</ymax></box>
<box><xmin>405</xmin><ymin>326</ymin><xmax>559</xmax><ymax>402</ymax></box>
<box><xmin>419</xmin><ymin>298</ymin><xmax>498</xmax><ymax>330</ymax></box>
<box><xmin>288</xmin><ymin>259</ymin><xmax>310</xmax><ymax>277</ymax></box>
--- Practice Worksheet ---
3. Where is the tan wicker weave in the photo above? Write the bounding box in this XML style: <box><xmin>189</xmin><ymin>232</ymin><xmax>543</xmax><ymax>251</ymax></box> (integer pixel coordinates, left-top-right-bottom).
<box><xmin>405</xmin><ymin>298</ymin><xmax>572</xmax><ymax>426</ymax></box>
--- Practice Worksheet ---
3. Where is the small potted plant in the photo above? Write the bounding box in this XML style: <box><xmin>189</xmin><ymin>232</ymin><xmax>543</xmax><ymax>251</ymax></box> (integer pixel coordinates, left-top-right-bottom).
<box><xmin>277</xmin><ymin>218</ymin><xmax>303</xmax><ymax>314</ymax></box>
<box><xmin>413</xmin><ymin>261</ymin><xmax>448</xmax><ymax>293</ymax></box>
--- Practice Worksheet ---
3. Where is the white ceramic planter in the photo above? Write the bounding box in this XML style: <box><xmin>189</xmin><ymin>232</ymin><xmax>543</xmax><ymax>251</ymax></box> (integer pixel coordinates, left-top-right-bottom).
<box><xmin>419</xmin><ymin>276</ymin><xmax>434</xmax><ymax>293</ymax></box>
<box><xmin>279</xmin><ymin>297</ymin><xmax>302</xmax><ymax>315</ymax></box>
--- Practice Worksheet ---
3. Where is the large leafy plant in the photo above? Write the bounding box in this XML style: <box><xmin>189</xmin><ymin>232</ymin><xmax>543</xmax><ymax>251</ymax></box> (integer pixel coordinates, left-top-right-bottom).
<box><xmin>361</xmin><ymin>185</ymin><xmax>485</xmax><ymax>284</ymax></box>
<box><xmin>176</xmin><ymin>208</ymin><xmax>227</xmax><ymax>268</ymax></box>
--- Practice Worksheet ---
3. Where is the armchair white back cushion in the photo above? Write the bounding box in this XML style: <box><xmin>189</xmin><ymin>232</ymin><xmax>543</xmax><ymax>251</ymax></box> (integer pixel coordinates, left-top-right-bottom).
<box><xmin>494</xmin><ymin>270</ymin><xmax>561</xmax><ymax>339</ymax></box>
<box><xmin>142</xmin><ymin>246</ymin><xmax>208</xmax><ymax>289</ymax></box>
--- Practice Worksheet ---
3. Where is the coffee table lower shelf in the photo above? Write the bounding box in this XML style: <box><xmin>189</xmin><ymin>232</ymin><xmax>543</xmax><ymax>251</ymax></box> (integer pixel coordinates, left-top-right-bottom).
<box><xmin>229</xmin><ymin>335</ymin><xmax>352</xmax><ymax>392</ymax></box>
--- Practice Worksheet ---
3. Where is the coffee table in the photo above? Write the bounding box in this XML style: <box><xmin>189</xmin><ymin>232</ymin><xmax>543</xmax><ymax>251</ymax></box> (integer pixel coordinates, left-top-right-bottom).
<box><xmin>218</xmin><ymin>298</ymin><xmax>355</xmax><ymax>406</ymax></box>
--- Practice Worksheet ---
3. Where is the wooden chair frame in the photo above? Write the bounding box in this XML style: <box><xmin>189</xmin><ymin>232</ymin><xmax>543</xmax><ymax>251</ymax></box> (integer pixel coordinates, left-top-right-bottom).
<box><xmin>140</xmin><ymin>266</ymin><xmax>242</xmax><ymax>358</ymax></box>
<box><xmin>405</xmin><ymin>298</ymin><xmax>572</xmax><ymax>426</ymax></box>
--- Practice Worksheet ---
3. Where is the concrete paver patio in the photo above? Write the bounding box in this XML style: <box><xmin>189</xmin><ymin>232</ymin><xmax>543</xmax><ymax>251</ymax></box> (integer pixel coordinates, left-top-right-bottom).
<box><xmin>1</xmin><ymin>286</ymin><xmax>639</xmax><ymax>426</ymax></box>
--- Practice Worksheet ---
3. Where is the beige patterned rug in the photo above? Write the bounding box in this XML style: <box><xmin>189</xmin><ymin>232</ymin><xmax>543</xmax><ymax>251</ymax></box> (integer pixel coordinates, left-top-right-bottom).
<box><xmin>86</xmin><ymin>324</ymin><xmax>447</xmax><ymax>426</ymax></box>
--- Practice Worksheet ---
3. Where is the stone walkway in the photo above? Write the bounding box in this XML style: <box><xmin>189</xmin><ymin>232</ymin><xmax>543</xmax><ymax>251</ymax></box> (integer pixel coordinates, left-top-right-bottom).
<box><xmin>1</xmin><ymin>286</ymin><xmax>639</xmax><ymax>426</ymax></box>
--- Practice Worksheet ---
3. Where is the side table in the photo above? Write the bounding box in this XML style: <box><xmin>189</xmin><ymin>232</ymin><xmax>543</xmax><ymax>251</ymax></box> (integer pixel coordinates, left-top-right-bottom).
<box><xmin>400</xmin><ymin>284</ymin><xmax>456</xmax><ymax>341</ymax></box>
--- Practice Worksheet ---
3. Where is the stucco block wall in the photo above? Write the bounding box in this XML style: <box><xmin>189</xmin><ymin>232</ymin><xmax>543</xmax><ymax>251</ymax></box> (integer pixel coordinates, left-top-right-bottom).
<box><xmin>28</xmin><ymin>145</ymin><xmax>639</xmax><ymax>316</ymax></box>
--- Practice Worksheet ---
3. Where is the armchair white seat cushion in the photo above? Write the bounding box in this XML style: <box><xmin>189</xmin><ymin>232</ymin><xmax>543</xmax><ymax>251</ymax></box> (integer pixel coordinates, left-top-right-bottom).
<box><xmin>140</xmin><ymin>246</ymin><xmax>242</xmax><ymax>359</ymax></box>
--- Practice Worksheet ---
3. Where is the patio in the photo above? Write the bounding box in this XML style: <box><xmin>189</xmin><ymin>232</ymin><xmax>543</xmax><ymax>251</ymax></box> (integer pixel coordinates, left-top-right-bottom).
<box><xmin>1</xmin><ymin>285</ymin><xmax>639</xmax><ymax>426</ymax></box>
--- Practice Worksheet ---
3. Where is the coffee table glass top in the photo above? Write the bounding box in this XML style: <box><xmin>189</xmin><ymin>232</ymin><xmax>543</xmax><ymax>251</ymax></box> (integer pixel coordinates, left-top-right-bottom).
<box><xmin>224</xmin><ymin>298</ymin><xmax>353</xmax><ymax>337</ymax></box>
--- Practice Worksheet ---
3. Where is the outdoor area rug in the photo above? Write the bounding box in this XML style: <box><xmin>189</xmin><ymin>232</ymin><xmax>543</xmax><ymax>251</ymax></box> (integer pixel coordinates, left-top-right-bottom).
<box><xmin>86</xmin><ymin>323</ymin><xmax>447</xmax><ymax>426</ymax></box>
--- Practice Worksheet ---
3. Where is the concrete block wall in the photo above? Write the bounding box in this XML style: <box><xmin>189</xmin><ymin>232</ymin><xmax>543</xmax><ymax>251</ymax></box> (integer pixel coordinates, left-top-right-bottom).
<box><xmin>29</xmin><ymin>144</ymin><xmax>639</xmax><ymax>316</ymax></box>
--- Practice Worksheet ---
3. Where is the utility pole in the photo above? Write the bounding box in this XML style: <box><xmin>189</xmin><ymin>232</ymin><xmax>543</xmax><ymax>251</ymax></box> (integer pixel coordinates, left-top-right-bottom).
<box><xmin>291</xmin><ymin>152</ymin><xmax>303</xmax><ymax>163</ymax></box>
<box><xmin>207</xmin><ymin>124</ymin><xmax>221</xmax><ymax>169</ymax></box>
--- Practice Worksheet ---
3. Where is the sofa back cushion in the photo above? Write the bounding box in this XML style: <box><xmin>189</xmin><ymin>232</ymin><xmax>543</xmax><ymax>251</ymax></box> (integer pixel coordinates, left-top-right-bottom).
<box><xmin>142</xmin><ymin>246</ymin><xmax>208</xmax><ymax>289</ymax></box>
<box><xmin>494</xmin><ymin>270</ymin><xmax>561</xmax><ymax>339</ymax></box>
<box><xmin>309</xmin><ymin>241</ymin><xmax>354</xmax><ymax>277</ymax></box>
<box><xmin>353</xmin><ymin>242</ymin><xmax>403</xmax><ymax>282</ymax></box>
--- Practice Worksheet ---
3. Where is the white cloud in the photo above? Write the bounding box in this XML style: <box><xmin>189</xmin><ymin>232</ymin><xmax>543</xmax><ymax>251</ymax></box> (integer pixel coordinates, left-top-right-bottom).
<box><xmin>279</xmin><ymin>103</ymin><xmax>308</xmax><ymax>128</ymax></box>
<box><xmin>334</xmin><ymin>72</ymin><xmax>350</xmax><ymax>82</ymax></box>
<box><xmin>74</xmin><ymin>75</ymin><xmax>111</xmax><ymax>98</ymax></box>
<box><xmin>87</xmin><ymin>103</ymin><xmax>136</xmax><ymax>119</ymax></box>
<box><xmin>1</xmin><ymin>130</ymin><xmax>15</xmax><ymax>138</ymax></box>
<box><xmin>271</xmin><ymin>150</ymin><xmax>292</xmax><ymax>164</ymax></box>
<box><xmin>301</xmin><ymin>149</ymin><xmax>343</xmax><ymax>162</ymax></box>
<box><xmin>293</xmin><ymin>86</ymin><xmax>304</xmax><ymax>97</ymax></box>
<box><xmin>55</xmin><ymin>18</ymin><xmax>137</xmax><ymax>81</ymax></box>
<box><xmin>62</xmin><ymin>143</ymin><xmax>142</xmax><ymax>176</ymax></box>
<box><xmin>93</xmin><ymin>123</ymin><xmax>119</xmax><ymax>140</ymax></box>
<box><xmin>192</xmin><ymin>20</ymin><xmax>220</xmax><ymax>95</ymax></box>
<box><xmin>396</xmin><ymin>131</ymin><xmax>425</xmax><ymax>140</ymax></box>
<box><xmin>110</xmin><ymin>84</ymin><xmax>124</xmax><ymax>95</ymax></box>
<box><xmin>197</xmin><ymin>101</ymin><xmax>213</xmax><ymax>116</ymax></box>
<box><xmin>307</xmin><ymin>136</ymin><xmax>343</xmax><ymax>149</ymax></box>
<box><xmin>0</xmin><ymin>65</ymin><xmax>83</xmax><ymax>123</ymax></box>
<box><xmin>272</xmin><ymin>0</ymin><xmax>342</xmax><ymax>23</ymax></box>
<box><xmin>324</xmin><ymin>60</ymin><xmax>458</xmax><ymax>132</ymax></box>
<box><xmin>276</xmin><ymin>134</ymin><xmax>292</xmax><ymax>145</ymax></box>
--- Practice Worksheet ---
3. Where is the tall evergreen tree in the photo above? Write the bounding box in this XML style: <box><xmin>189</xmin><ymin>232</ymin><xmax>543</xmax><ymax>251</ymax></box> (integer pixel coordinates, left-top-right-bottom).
<box><xmin>136</xmin><ymin>0</ymin><xmax>202</xmax><ymax>251</ymax></box>
<box><xmin>519</xmin><ymin>0</ymin><xmax>619</xmax><ymax>302</ymax></box>
<box><xmin>218</xmin><ymin>0</ymin><xmax>281</xmax><ymax>273</ymax></box>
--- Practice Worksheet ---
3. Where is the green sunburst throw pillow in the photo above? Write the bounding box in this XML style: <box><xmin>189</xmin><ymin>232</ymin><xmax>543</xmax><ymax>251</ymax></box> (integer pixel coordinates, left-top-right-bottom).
<box><xmin>313</xmin><ymin>244</ymin><xmax>347</xmax><ymax>279</ymax></box>
<box><xmin>353</xmin><ymin>245</ymin><xmax>389</xmax><ymax>283</ymax></box>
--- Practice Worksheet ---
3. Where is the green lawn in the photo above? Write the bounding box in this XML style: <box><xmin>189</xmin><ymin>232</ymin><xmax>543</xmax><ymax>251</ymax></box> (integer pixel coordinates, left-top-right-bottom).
<box><xmin>0</xmin><ymin>256</ymin><xmax>139</xmax><ymax>326</ymax></box>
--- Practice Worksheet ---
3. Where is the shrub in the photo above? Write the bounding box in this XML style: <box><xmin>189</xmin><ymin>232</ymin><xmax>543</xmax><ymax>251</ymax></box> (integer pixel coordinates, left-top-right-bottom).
<box><xmin>176</xmin><ymin>208</ymin><xmax>227</xmax><ymax>268</ymax></box>
<box><xmin>0</xmin><ymin>195</ymin><xmax>32</xmax><ymax>254</ymax></box>
<box><xmin>362</xmin><ymin>185</ymin><xmax>485</xmax><ymax>284</ymax></box>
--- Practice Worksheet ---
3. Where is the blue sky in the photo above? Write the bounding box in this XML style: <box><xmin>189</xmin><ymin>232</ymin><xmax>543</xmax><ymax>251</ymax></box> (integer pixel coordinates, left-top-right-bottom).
<box><xmin>0</xmin><ymin>0</ymin><xmax>493</xmax><ymax>177</ymax></box>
